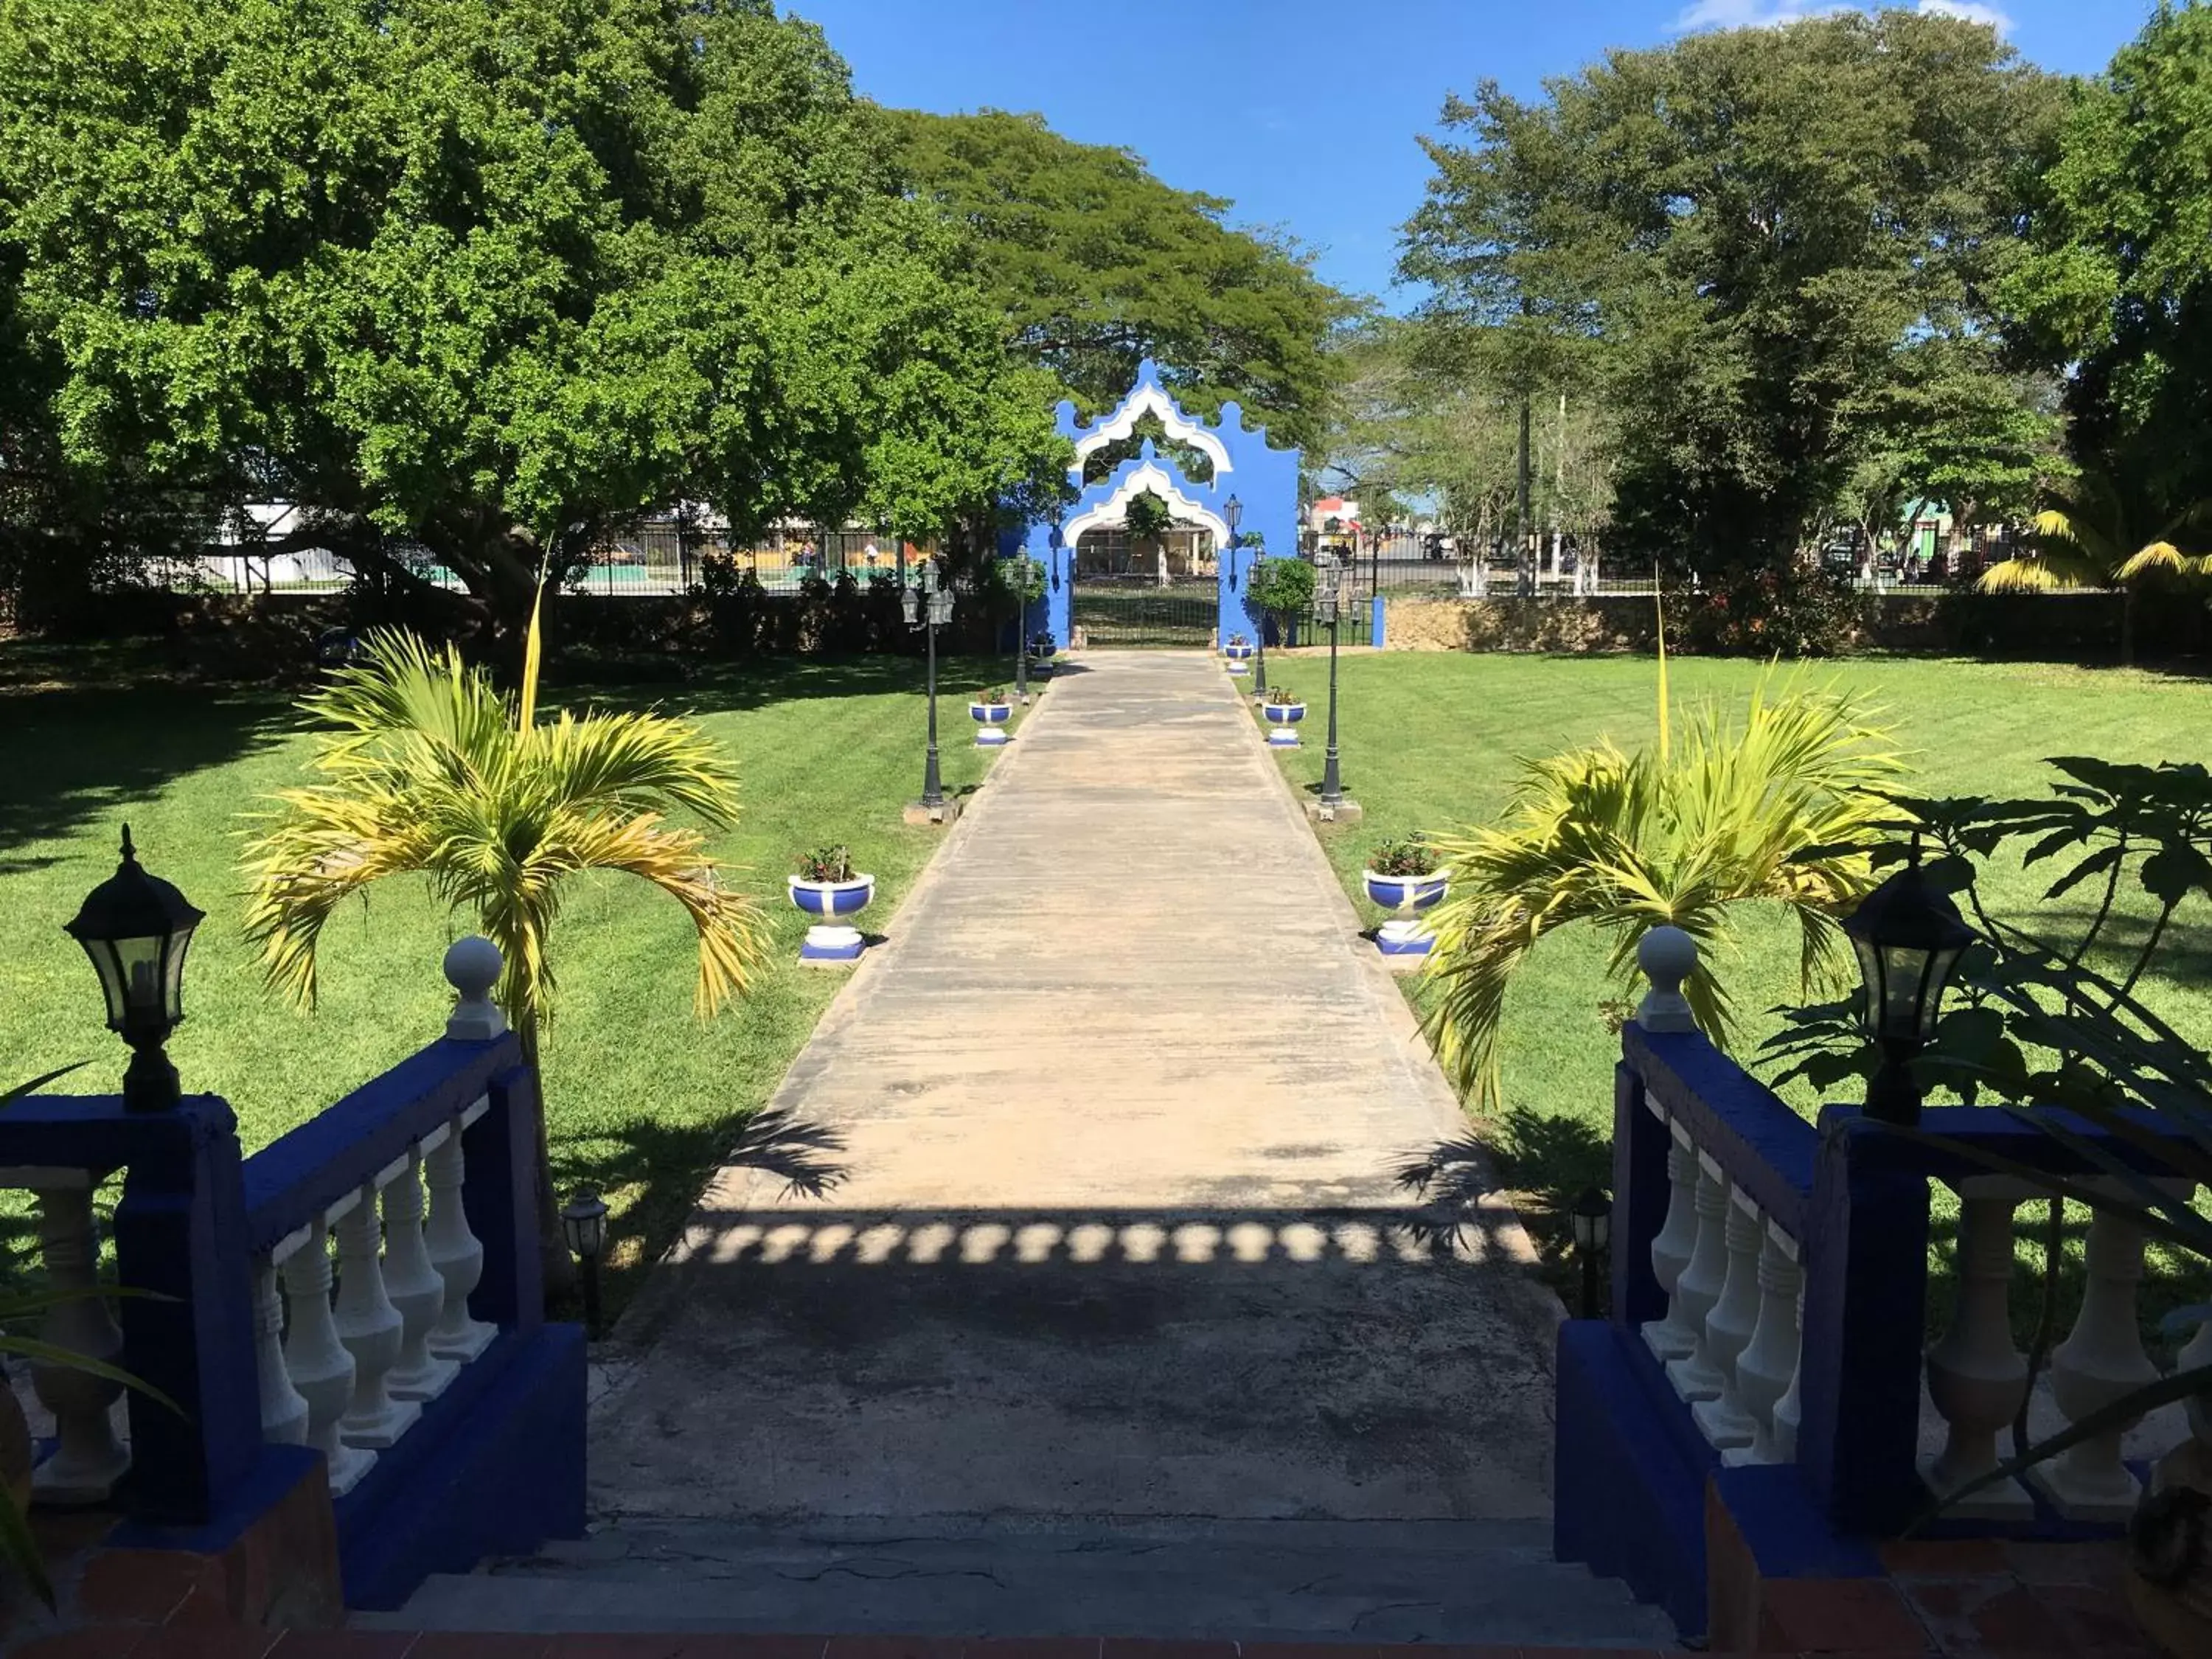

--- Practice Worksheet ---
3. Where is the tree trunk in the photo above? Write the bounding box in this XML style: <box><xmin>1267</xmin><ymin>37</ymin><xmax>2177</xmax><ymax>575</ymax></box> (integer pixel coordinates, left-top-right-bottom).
<box><xmin>2123</xmin><ymin>582</ymin><xmax>2138</xmax><ymax>669</ymax></box>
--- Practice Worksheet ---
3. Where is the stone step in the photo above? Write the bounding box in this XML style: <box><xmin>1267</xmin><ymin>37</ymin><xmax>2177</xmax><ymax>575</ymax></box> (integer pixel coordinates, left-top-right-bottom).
<box><xmin>361</xmin><ymin>1517</ymin><xmax>1676</xmax><ymax>1648</ymax></box>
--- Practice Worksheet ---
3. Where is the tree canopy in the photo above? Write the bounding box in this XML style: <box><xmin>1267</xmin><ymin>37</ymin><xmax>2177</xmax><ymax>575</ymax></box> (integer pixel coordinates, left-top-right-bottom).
<box><xmin>0</xmin><ymin>0</ymin><xmax>1068</xmax><ymax>647</ymax></box>
<box><xmin>1399</xmin><ymin>7</ymin><xmax>2065</xmax><ymax>572</ymax></box>
<box><xmin>883</xmin><ymin>108</ymin><xmax>1357</xmax><ymax>454</ymax></box>
<box><xmin>2000</xmin><ymin>1</ymin><xmax>2212</xmax><ymax>523</ymax></box>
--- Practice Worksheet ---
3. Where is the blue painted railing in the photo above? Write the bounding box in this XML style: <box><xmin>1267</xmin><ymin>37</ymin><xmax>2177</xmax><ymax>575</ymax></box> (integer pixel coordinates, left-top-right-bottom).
<box><xmin>2</xmin><ymin>942</ymin><xmax>585</xmax><ymax>1610</ymax></box>
<box><xmin>1557</xmin><ymin>930</ymin><xmax>2202</xmax><ymax>1638</ymax></box>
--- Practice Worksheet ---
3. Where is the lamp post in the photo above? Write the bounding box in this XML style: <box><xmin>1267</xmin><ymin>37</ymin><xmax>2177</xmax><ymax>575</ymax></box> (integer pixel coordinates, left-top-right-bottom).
<box><xmin>1570</xmin><ymin>1186</ymin><xmax>1613</xmax><ymax>1320</ymax></box>
<box><xmin>1841</xmin><ymin>842</ymin><xmax>1975</xmax><ymax>1126</ymax></box>
<box><xmin>560</xmin><ymin>1188</ymin><xmax>609</xmax><ymax>1338</ymax></box>
<box><xmin>901</xmin><ymin>558</ymin><xmax>955</xmax><ymax>813</ymax></box>
<box><xmin>64</xmin><ymin>826</ymin><xmax>203</xmax><ymax>1112</ymax></box>
<box><xmin>1315</xmin><ymin>552</ymin><xmax>1346</xmax><ymax>810</ymax></box>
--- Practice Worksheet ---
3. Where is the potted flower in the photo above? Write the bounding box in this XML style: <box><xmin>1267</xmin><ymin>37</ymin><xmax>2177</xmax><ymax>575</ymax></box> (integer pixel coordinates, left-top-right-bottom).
<box><xmin>969</xmin><ymin>686</ymin><xmax>1012</xmax><ymax>746</ymax></box>
<box><xmin>1029</xmin><ymin>630</ymin><xmax>1058</xmax><ymax>678</ymax></box>
<box><xmin>1363</xmin><ymin>834</ymin><xmax>1447</xmax><ymax>961</ymax></box>
<box><xmin>788</xmin><ymin>846</ymin><xmax>874</xmax><ymax>964</ymax></box>
<box><xmin>1222</xmin><ymin>632</ymin><xmax>1254</xmax><ymax>669</ymax></box>
<box><xmin>1261</xmin><ymin>685</ymin><xmax>1306</xmax><ymax>747</ymax></box>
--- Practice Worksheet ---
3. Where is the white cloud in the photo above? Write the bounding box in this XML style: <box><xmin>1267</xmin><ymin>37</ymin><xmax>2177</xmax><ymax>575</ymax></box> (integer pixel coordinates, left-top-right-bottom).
<box><xmin>1673</xmin><ymin>0</ymin><xmax>2012</xmax><ymax>34</ymax></box>
<box><xmin>1672</xmin><ymin>0</ymin><xmax>1844</xmax><ymax>27</ymax></box>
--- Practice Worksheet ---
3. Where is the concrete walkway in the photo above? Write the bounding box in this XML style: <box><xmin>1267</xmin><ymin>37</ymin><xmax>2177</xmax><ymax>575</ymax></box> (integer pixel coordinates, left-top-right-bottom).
<box><xmin>596</xmin><ymin>651</ymin><xmax>1564</xmax><ymax>1526</ymax></box>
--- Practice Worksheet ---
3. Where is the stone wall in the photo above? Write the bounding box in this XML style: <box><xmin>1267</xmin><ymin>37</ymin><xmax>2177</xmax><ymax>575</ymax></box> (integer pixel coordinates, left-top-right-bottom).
<box><xmin>1383</xmin><ymin>589</ymin><xmax>2201</xmax><ymax>660</ymax></box>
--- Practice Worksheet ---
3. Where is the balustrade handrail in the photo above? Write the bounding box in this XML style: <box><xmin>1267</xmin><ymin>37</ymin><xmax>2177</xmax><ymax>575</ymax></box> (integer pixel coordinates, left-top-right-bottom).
<box><xmin>1624</xmin><ymin>1023</ymin><xmax>1817</xmax><ymax>1239</ymax></box>
<box><xmin>241</xmin><ymin>1031</ymin><xmax>520</xmax><ymax>1255</ymax></box>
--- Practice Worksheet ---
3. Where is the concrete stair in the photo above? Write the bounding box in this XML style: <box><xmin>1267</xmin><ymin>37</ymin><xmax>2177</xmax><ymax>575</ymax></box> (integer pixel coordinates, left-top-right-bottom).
<box><xmin>361</xmin><ymin>1517</ymin><xmax>1677</xmax><ymax>1649</ymax></box>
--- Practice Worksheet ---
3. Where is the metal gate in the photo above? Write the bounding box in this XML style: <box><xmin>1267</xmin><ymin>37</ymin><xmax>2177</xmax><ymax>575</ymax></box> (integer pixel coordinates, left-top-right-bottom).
<box><xmin>1073</xmin><ymin>574</ymin><xmax>1219</xmax><ymax>648</ymax></box>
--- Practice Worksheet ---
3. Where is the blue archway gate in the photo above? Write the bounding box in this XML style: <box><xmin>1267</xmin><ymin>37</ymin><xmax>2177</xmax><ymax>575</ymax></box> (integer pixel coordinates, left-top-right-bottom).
<box><xmin>1004</xmin><ymin>361</ymin><xmax>1301</xmax><ymax>653</ymax></box>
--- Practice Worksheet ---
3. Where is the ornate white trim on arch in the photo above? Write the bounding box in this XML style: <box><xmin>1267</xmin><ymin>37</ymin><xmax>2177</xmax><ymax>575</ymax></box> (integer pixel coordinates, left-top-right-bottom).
<box><xmin>1062</xmin><ymin>462</ymin><xmax>1230</xmax><ymax>544</ymax></box>
<box><xmin>1069</xmin><ymin>382</ymin><xmax>1232</xmax><ymax>479</ymax></box>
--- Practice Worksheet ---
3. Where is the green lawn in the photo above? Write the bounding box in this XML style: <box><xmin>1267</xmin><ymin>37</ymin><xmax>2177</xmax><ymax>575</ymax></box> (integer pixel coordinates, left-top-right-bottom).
<box><xmin>1251</xmin><ymin>650</ymin><xmax>2212</xmax><ymax>1338</ymax></box>
<box><xmin>0</xmin><ymin>647</ymin><xmax>1035</xmax><ymax>1320</ymax></box>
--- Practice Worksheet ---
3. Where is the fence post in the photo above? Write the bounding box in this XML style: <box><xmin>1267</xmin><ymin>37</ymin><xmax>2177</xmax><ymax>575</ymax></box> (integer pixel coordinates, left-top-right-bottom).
<box><xmin>111</xmin><ymin>1096</ymin><xmax>263</xmax><ymax>1525</ymax></box>
<box><xmin>1371</xmin><ymin>594</ymin><xmax>1387</xmax><ymax>651</ymax></box>
<box><xmin>1611</xmin><ymin>1059</ymin><xmax>1669</xmax><ymax>1327</ymax></box>
<box><xmin>1796</xmin><ymin>1113</ymin><xmax>1930</xmax><ymax>1534</ymax></box>
<box><xmin>461</xmin><ymin>1063</ymin><xmax>546</xmax><ymax>1332</ymax></box>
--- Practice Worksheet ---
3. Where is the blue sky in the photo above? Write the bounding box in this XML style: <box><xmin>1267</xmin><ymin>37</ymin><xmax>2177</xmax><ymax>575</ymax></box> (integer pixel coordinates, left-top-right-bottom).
<box><xmin>797</xmin><ymin>0</ymin><xmax>2155</xmax><ymax>307</ymax></box>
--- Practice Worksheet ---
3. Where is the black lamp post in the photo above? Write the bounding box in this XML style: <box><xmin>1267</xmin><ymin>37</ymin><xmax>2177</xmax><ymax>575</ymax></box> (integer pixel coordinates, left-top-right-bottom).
<box><xmin>560</xmin><ymin>1187</ymin><xmax>610</xmax><ymax>1338</ymax></box>
<box><xmin>1315</xmin><ymin>552</ymin><xmax>1346</xmax><ymax>809</ymax></box>
<box><xmin>65</xmin><ymin>826</ymin><xmax>203</xmax><ymax>1113</ymax></box>
<box><xmin>1841</xmin><ymin>843</ymin><xmax>1975</xmax><ymax>1126</ymax></box>
<box><xmin>1012</xmin><ymin>555</ymin><xmax>1032</xmax><ymax>706</ymax></box>
<box><xmin>1570</xmin><ymin>1186</ymin><xmax>1613</xmax><ymax>1319</ymax></box>
<box><xmin>901</xmin><ymin>559</ymin><xmax>955</xmax><ymax>811</ymax></box>
<box><xmin>1222</xmin><ymin>494</ymin><xmax>1242</xmax><ymax>593</ymax></box>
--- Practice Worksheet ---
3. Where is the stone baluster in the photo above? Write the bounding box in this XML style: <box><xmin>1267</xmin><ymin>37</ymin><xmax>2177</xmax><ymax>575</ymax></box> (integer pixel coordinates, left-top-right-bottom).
<box><xmin>1921</xmin><ymin>1177</ymin><xmax>2033</xmax><ymax>1517</ymax></box>
<box><xmin>2154</xmin><ymin>1315</ymin><xmax>2212</xmax><ymax>1498</ymax></box>
<box><xmin>425</xmin><ymin>1104</ymin><xmax>496</xmax><ymax>1361</ymax></box>
<box><xmin>2031</xmin><ymin>1198</ymin><xmax>2161</xmax><ymax>1520</ymax></box>
<box><xmin>1727</xmin><ymin>1223</ymin><xmax>1804</xmax><ymax>1466</ymax></box>
<box><xmin>280</xmin><ymin>1216</ymin><xmax>374</xmax><ymax>1495</ymax></box>
<box><xmin>254</xmin><ymin>1240</ymin><xmax>310</xmax><ymax>1448</ymax></box>
<box><xmin>1665</xmin><ymin>1154</ymin><xmax>1733</xmax><ymax>1402</ymax></box>
<box><xmin>333</xmin><ymin>1172</ymin><xmax>420</xmax><ymax>1449</ymax></box>
<box><xmin>1691</xmin><ymin>1188</ymin><xmax>1766</xmax><ymax>1451</ymax></box>
<box><xmin>1770</xmin><ymin>1280</ymin><xmax>1806</xmax><ymax>1464</ymax></box>
<box><xmin>1642</xmin><ymin>1121</ymin><xmax>1703</xmax><ymax>1363</ymax></box>
<box><xmin>29</xmin><ymin>1181</ymin><xmax>129</xmax><ymax>1503</ymax></box>
<box><xmin>383</xmin><ymin>1145</ymin><xmax>459</xmax><ymax>1402</ymax></box>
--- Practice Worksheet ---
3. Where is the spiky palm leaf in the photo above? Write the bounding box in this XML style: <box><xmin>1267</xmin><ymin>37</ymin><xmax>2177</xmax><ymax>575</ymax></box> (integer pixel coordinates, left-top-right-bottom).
<box><xmin>1421</xmin><ymin>675</ymin><xmax>1904</xmax><ymax>1108</ymax></box>
<box><xmin>241</xmin><ymin>628</ymin><xmax>768</xmax><ymax>1032</ymax></box>
<box><xmin>1978</xmin><ymin>472</ymin><xmax>2212</xmax><ymax>595</ymax></box>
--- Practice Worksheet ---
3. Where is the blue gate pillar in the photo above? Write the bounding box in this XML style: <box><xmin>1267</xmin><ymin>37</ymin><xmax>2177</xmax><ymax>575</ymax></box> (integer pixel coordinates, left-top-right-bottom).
<box><xmin>999</xmin><ymin>364</ymin><xmax>1301</xmax><ymax>652</ymax></box>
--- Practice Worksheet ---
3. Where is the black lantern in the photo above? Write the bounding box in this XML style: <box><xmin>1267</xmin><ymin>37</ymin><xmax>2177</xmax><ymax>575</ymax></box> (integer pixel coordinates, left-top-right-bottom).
<box><xmin>1841</xmin><ymin>842</ymin><xmax>1975</xmax><ymax>1125</ymax></box>
<box><xmin>1570</xmin><ymin>1187</ymin><xmax>1612</xmax><ymax>1319</ymax></box>
<box><xmin>560</xmin><ymin>1188</ymin><xmax>611</xmax><ymax>1337</ymax></box>
<box><xmin>900</xmin><ymin>583</ymin><xmax>919</xmax><ymax>627</ymax></box>
<box><xmin>65</xmin><ymin>827</ymin><xmax>203</xmax><ymax>1112</ymax></box>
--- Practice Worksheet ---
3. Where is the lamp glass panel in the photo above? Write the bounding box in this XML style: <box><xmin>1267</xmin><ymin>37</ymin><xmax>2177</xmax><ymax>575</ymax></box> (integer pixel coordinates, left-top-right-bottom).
<box><xmin>1849</xmin><ymin>935</ymin><xmax>1885</xmax><ymax>1036</ymax></box>
<box><xmin>1879</xmin><ymin>944</ymin><xmax>1933</xmax><ymax>1038</ymax></box>
<box><xmin>114</xmin><ymin>934</ymin><xmax>167</xmax><ymax>1026</ymax></box>
<box><xmin>900</xmin><ymin>588</ymin><xmax>919</xmax><ymax>625</ymax></box>
<box><xmin>161</xmin><ymin>924</ymin><xmax>197</xmax><ymax>1022</ymax></box>
<box><xmin>80</xmin><ymin>938</ymin><xmax>129</xmax><ymax>1030</ymax></box>
<box><xmin>1919</xmin><ymin>942</ymin><xmax>1968</xmax><ymax>1038</ymax></box>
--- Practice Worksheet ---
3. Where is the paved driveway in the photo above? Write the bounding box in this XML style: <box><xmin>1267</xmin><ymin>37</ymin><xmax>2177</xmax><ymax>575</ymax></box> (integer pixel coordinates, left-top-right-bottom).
<box><xmin>597</xmin><ymin>652</ymin><xmax>1562</xmax><ymax>1524</ymax></box>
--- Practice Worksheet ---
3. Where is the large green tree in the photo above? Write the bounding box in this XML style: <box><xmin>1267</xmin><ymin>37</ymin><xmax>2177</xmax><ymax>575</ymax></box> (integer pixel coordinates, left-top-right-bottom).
<box><xmin>883</xmin><ymin>108</ymin><xmax>1356</xmax><ymax>453</ymax></box>
<box><xmin>2000</xmin><ymin>1</ymin><xmax>2212</xmax><ymax>522</ymax></box>
<box><xmin>1402</xmin><ymin>8</ymin><xmax>2064</xmax><ymax>573</ymax></box>
<box><xmin>0</xmin><ymin>0</ymin><xmax>1065</xmax><ymax>653</ymax></box>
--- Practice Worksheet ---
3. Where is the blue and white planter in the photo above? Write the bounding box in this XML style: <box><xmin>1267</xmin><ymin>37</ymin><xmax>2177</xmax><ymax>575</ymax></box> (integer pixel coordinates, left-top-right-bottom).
<box><xmin>970</xmin><ymin>701</ymin><xmax>1012</xmax><ymax>746</ymax></box>
<box><xmin>1363</xmin><ymin>867</ymin><xmax>1448</xmax><ymax>960</ymax></box>
<box><xmin>789</xmin><ymin>872</ymin><xmax>875</xmax><ymax>964</ymax></box>
<box><xmin>1222</xmin><ymin>639</ymin><xmax>1253</xmax><ymax>677</ymax></box>
<box><xmin>1262</xmin><ymin>700</ymin><xmax>1306</xmax><ymax>748</ymax></box>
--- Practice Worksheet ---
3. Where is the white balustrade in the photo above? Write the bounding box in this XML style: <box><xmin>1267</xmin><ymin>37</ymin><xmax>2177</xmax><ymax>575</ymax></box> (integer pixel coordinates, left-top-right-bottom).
<box><xmin>29</xmin><ymin>1179</ymin><xmax>129</xmax><ymax>1503</ymax></box>
<box><xmin>1729</xmin><ymin>1223</ymin><xmax>1803</xmax><ymax>1467</ymax></box>
<box><xmin>1642</xmin><ymin>1121</ymin><xmax>1702</xmax><ymax>1363</ymax></box>
<box><xmin>1770</xmin><ymin>1280</ymin><xmax>1805</xmax><ymax>1464</ymax></box>
<box><xmin>2031</xmin><ymin>1196</ymin><xmax>2161</xmax><ymax>1520</ymax></box>
<box><xmin>1665</xmin><ymin>1154</ymin><xmax>1734</xmax><ymax>1402</ymax></box>
<box><xmin>1921</xmin><ymin>1177</ymin><xmax>2033</xmax><ymax>1517</ymax></box>
<box><xmin>254</xmin><ymin>1237</ymin><xmax>310</xmax><ymax>1449</ymax></box>
<box><xmin>333</xmin><ymin>1168</ymin><xmax>421</xmax><ymax>1450</ymax></box>
<box><xmin>279</xmin><ymin>1214</ymin><xmax>374</xmax><ymax>1495</ymax></box>
<box><xmin>383</xmin><ymin>1144</ymin><xmax>459</xmax><ymax>1402</ymax></box>
<box><xmin>1690</xmin><ymin>1188</ymin><xmax>1765</xmax><ymax>1451</ymax></box>
<box><xmin>425</xmin><ymin>1097</ymin><xmax>495</xmax><ymax>1361</ymax></box>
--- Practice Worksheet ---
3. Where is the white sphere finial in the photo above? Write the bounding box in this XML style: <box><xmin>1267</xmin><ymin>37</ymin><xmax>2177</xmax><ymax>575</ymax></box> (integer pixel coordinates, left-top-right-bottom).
<box><xmin>443</xmin><ymin>936</ymin><xmax>508</xmax><ymax>1040</ymax></box>
<box><xmin>1636</xmin><ymin>926</ymin><xmax>1699</xmax><ymax>1034</ymax></box>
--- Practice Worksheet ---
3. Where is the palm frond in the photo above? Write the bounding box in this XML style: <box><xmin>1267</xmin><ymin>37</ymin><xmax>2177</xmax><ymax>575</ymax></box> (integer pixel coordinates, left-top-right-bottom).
<box><xmin>1423</xmin><ymin>675</ymin><xmax>1902</xmax><ymax>1109</ymax></box>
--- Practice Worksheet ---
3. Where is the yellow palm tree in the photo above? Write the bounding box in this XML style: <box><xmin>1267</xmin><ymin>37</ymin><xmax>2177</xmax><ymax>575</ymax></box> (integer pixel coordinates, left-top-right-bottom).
<box><xmin>1422</xmin><ymin>675</ymin><xmax>1904</xmax><ymax>1110</ymax></box>
<box><xmin>1978</xmin><ymin>470</ymin><xmax>2212</xmax><ymax>667</ymax></box>
<box><xmin>242</xmin><ymin>627</ymin><xmax>768</xmax><ymax>1288</ymax></box>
